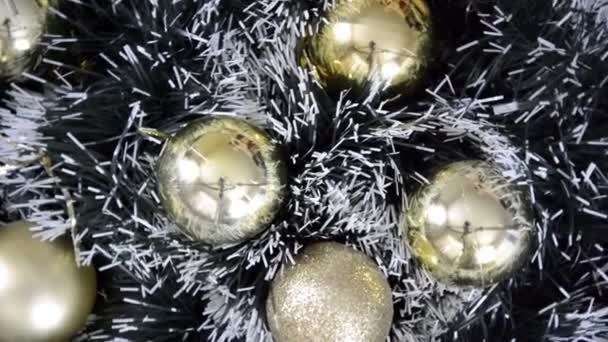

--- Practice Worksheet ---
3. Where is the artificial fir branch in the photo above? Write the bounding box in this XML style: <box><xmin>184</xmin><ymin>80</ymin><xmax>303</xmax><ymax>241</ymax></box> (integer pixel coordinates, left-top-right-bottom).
<box><xmin>0</xmin><ymin>0</ymin><xmax>606</xmax><ymax>341</ymax></box>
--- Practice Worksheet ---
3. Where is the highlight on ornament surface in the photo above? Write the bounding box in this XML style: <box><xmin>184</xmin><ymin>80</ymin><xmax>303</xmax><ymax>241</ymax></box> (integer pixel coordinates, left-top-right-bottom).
<box><xmin>300</xmin><ymin>0</ymin><xmax>433</xmax><ymax>95</ymax></box>
<box><xmin>157</xmin><ymin>116</ymin><xmax>288</xmax><ymax>245</ymax></box>
<box><xmin>0</xmin><ymin>221</ymin><xmax>97</xmax><ymax>341</ymax></box>
<box><xmin>0</xmin><ymin>0</ymin><xmax>51</xmax><ymax>79</ymax></box>
<box><xmin>266</xmin><ymin>241</ymin><xmax>394</xmax><ymax>342</ymax></box>
<box><xmin>405</xmin><ymin>160</ymin><xmax>534</xmax><ymax>287</ymax></box>
<box><xmin>1</xmin><ymin>0</ymin><xmax>607</xmax><ymax>340</ymax></box>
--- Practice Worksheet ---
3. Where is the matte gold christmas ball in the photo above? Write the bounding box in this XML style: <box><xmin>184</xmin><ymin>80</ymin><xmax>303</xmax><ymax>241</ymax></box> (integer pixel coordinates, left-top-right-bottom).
<box><xmin>266</xmin><ymin>242</ymin><xmax>394</xmax><ymax>342</ymax></box>
<box><xmin>0</xmin><ymin>0</ymin><xmax>50</xmax><ymax>79</ymax></box>
<box><xmin>300</xmin><ymin>0</ymin><xmax>433</xmax><ymax>95</ymax></box>
<box><xmin>405</xmin><ymin>160</ymin><xmax>534</xmax><ymax>287</ymax></box>
<box><xmin>0</xmin><ymin>221</ymin><xmax>97</xmax><ymax>341</ymax></box>
<box><xmin>157</xmin><ymin>116</ymin><xmax>288</xmax><ymax>245</ymax></box>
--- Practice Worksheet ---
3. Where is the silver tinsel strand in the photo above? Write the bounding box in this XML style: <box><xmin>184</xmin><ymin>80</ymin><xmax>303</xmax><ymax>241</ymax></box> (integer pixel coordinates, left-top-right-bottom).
<box><xmin>0</xmin><ymin>0</ymin><xmax>607</xmax><ymax>341</ymax></box>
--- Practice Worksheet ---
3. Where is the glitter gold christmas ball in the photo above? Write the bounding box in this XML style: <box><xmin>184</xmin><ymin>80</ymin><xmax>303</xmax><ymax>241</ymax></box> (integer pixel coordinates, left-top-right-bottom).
<box><xmin>0</xmin><ymin>0</ymin><xmax>51</xmax><ymax>79</ymax></box>
<box><xmin>157</xmin><ymin>116</ymin><xmax>288</xmax><ymax>245</ymax></box>
<box><xmin>266</xmin><ymin>242</ymin><xmax>393</xmax><ymax>342</ymax></box>
<box><xmin>300</xmin><ymin>0</ymin><xmax>433</xmax><ymax>95</ymax></box>
<box><xmin>0</xmin><ymin>221</ymin><xmax>97</xmax><ymax>341</ymax></box>
<box><xmin>405</xmin><ymin>160</ymin><xmax>534</xmax><ymax>287</ymax></box>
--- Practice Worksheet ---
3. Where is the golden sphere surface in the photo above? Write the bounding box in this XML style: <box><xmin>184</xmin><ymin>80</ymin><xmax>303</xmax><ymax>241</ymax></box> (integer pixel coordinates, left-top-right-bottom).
<box><xmin>266</xmin><ymin>242</ymin><xmax>394</xmax><ymax>342</ymax></box>
<box><xmin>406</xmin><ymin>161</ymin><xmax>534</xmax><ymax>287</ymax></box>
<box><xmin>301</xmin><ymin>0</ymin><xmax>433</xmax><ymax>95</ymax></box>
<box><xmin>0</xmin><ymin>0</ymin><xmax>49</xmax><ymax>79</ymax></box>
<box><xmin>157</xmin><ymin>116</ymin><xmax>287</xmax><ymax>245</ymax></box>
<box><xmin>0</xmin><ymin>221</ymin><xmax>97</xmax><ymax>342</ymax></box>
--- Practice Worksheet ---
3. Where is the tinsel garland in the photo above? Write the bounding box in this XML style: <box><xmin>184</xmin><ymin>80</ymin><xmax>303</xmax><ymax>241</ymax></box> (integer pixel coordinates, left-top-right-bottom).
<box><xmin>1</xmin><ymin>0</ymin><xmax>607</xmax><ymax>341</ymax></box>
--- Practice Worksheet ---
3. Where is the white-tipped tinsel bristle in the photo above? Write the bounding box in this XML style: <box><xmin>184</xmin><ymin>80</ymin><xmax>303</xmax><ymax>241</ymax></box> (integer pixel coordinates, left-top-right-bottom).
<box><xmin>0</xmin><ymin>0</ymin><xmax>607</xmax><ymax>341</ymax></box>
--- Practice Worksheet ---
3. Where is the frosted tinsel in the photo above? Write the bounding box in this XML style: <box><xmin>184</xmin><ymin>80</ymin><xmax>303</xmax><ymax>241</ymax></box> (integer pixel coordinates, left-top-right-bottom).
<box><xmin>0</xmin><ymin>0</ymin><xmax>607</xmax><ymax>341</ymax></box>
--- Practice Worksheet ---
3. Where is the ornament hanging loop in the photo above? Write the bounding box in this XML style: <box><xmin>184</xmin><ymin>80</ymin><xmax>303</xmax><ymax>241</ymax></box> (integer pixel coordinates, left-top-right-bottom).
<box><xmin>137</xmin><ymin>127</ymin><xmax>171</xmax><ymax>140</ymax></box>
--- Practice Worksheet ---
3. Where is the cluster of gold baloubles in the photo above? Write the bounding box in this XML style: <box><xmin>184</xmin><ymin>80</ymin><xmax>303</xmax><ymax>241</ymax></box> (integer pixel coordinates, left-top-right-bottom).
<box><xmin>270</xmin><ymin>0</ymin><xmax>533</xmax><ymax>339</ymax></box>
<box><xmin>155</xmin><ymin>116</ymin><xmax>397</xmax><ymax>342</ymax></box>
<box><xmin>0</xmin><ymin>0</ymin><xmax>534</xmax><ymax>341</ymax></box>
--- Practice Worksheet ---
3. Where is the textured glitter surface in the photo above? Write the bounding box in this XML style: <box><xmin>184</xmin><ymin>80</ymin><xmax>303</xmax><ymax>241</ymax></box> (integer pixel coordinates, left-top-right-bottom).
<box><xmin>266</xmin><ymin>242</ymin><xmax>393</xmax><ymax>342</ymax></box>
<box><xmin>300</xmin><ymin>0</ymin><xmax>433</xmax><ymax>95</ymax></box>
<box><xmin>157</xmin><ymin>116</ymin><xmax>287</xmax><ymax>245</ymax></box>
<box><xmin>405</xmin><ymin>160</ymin><xmax>534</xmax><ymax>286</ymax></box>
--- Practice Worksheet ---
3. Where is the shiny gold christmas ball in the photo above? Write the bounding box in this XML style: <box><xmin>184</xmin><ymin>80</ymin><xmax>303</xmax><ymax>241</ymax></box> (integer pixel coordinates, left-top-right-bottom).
<box><xmin>0</xmin><ymin>0</ymin><xmax>51</xmax><ymax>79</ymax></box>
<box><xmin>0</xmin><ymin>221</ymin><xmax>97</xmax><ymax>341</ymax></box>
<box><xmin>157</xmin><ymin>116</ymin><xmax>288</xmax><ymax>245</ymax></box>
<box><xmin>266</xmin><ymin>242</ymin><xmax>394</xmax><ymax>342</ymax></box>
<box><xmin>300</xmin><ymin>0</ymin><xmax>433</xmax><ymax>95</ymax></box>
<box><xmin>405</xmin><ymin>160</ymin><xmax>534</xmax><ymax>287</ymax></box>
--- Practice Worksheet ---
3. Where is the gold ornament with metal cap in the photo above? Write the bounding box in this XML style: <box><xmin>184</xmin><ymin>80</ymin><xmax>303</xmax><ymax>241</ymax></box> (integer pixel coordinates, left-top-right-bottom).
<box><xmin>157</xmin><ymin>116</ymin><xmax>288</xmax><ymax>245</ymax></box>
<box><xmin>405</xmin><ymin>160</ymin><xmax>534</xmax><ymax>287</ymax></box>
<box><xmin>266</xmin><ymin>242</ymin><xmax>394</xmax><ymax>342</ymax></box>
<box><xmin>0</xmin><ymin>221</ymin><xmax>97</xmax><ymax>341</ymax></box>
<box><xmin>300</xmin><ymin>0</ymin><xmax>433</xmax><ymax>95</ymax></box>
<box><xmin>0</xmin><ymin>0</ymin><xmax>51</xmax><ymax>79</ymax></box>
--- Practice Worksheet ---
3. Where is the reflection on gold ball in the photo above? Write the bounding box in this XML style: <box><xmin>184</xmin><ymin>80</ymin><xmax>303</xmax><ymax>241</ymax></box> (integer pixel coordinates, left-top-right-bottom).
<box><xmin>405</xmin><ymin>161</ymin><xmax>534</xmax><ymax>287</ymax></box>
<box><xmin>0</xmin><ymin>221</ymin><xmax>97</xmax><ymax>341</ymax></box>
<box><xmin>157</xmin><ymin>116</ymin><xmax>288</xmax><ymax>245</ymax></box>
<box><xmin>300</xmin><ymin>0</ymin><xmax>433</xmax><ymax>95</ymax></box>
<box><xmin>0</xmin><ymin>0</ymin><xmax>50</xmax><ymax>79</ymax></box>
<box><xmin>266</xmin><ymin>242</ymin><xmax>393</xmax><ymax>342</ymax></box>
